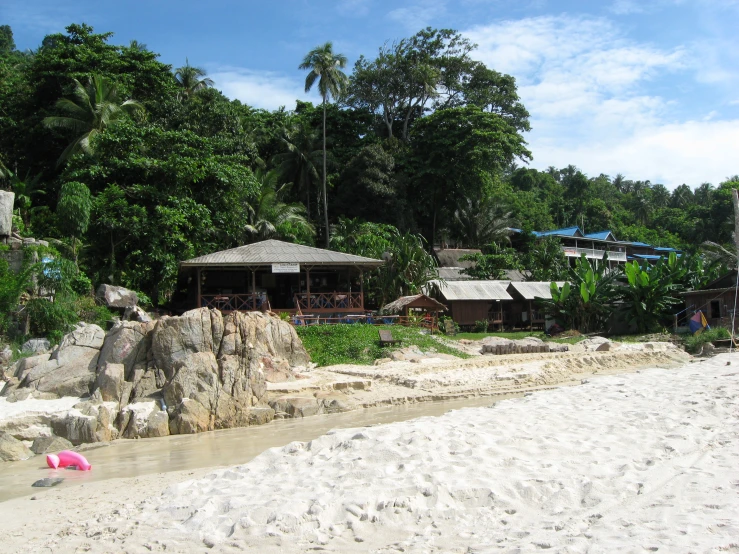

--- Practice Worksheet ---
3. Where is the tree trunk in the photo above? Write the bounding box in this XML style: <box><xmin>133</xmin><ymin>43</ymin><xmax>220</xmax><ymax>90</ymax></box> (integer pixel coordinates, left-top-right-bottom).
<box><xmin>322</xmin><ymin>97</ymin><xmax>329</xmax><ymax>248</ymax></box>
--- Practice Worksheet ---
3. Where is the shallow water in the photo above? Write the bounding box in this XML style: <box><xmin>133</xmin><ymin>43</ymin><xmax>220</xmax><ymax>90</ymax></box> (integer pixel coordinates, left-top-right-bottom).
<box><xmin>0</xmin><ymin>394</ymin><xmax>516</xmax><ymax>503</ymax></box>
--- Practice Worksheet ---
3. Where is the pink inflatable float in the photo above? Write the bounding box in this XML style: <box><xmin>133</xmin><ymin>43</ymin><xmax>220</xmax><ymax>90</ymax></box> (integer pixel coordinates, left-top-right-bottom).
<box><xmin>46</xmin><ymin>450</ymin><xmax>92</xmax><ymax>471</ymax></box>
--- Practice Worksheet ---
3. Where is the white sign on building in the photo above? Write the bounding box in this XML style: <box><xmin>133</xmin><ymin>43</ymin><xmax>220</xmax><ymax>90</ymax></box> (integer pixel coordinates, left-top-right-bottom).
<box><xmin>272</xmin><ymin>263</ymin><xmax>300</xmax><ymax>273</ymax></box>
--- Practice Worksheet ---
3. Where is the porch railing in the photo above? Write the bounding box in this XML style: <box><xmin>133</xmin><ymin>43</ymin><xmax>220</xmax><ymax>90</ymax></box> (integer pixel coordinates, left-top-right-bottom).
<box><xmin>294</xmin><ymin>292</ymin><xmax>363</xmax><ymax>312</ymax></box>
<box><xmin>562</xmin><ymin>246</ymin><xmax>627</xmax><ymax>262</ymax></box>
<box><xmin>200</xmin><ymin>293</ymin><xmax>268</xmax><ymax>313</ymax></box>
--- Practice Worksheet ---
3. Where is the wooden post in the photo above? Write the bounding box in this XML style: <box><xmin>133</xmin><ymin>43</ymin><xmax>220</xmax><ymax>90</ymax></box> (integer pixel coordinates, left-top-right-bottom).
<box><xmin>197</xmin><ymin>267</ymin><xmax>202</xmax><ymax>308</ymax></box>
<box><xmin>359</xmin><ymin>269</ymin><xmax>364</xmax><ymax>310</ymax></box>
<box><xmin>528</xmin><ymin>300</ymin><xmax>533</xmax><ymax>331</ymax></box>
<box><xmin>306</xmin><ymin>268</ymin><xmax>311</xmax><ymax>311</ymax></box>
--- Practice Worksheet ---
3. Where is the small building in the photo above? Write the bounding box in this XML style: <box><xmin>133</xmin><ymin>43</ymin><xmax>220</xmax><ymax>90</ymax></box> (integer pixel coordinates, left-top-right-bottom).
<box><xmin>680</xmin><ymin>271</ymin><xmax>738</xmax><ymax>329</ymax></box>
<box><xmin>381</xmin><ymin>294</ymin><xmax>447</xmax><ymax>330</ymax></box>
<box><xmin>428</xmin><ymin>279</ymin><xmax>562</xmax><ymax>330</ymax></box>
<box><xmin>173</xmin><ymin>239</ymin><xmax>384</xmax><ymax>315</ymax></box>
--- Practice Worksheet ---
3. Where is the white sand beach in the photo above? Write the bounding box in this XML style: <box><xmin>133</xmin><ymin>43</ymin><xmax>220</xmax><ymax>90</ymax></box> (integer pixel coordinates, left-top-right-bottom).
<box><xmin>0</xmin><ymin>352</ymin><xmax>737</xmax><ymax>552</ymax></box>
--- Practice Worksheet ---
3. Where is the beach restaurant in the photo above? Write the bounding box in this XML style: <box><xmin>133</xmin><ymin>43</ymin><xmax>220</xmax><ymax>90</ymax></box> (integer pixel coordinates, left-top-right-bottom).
<box><xmin>173</xmin><ymin>239</ymin><xmax>384</xmax><ymax>316</ymax></box>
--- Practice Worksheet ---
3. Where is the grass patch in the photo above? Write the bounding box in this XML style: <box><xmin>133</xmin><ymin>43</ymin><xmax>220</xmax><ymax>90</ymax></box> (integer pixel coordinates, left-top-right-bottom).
<box><xmin>296</xmin><ymin>324</ymin><xmax>469</xmax><ymax>367</ymax></box>
<box><xmin>681</xmin><ymin>327</ymin><xmax>730</xmax><ymax>354</ymax></box>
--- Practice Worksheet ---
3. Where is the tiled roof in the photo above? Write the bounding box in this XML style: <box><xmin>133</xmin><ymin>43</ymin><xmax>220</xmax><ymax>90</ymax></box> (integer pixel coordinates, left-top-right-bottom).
<box><xmin>180</xmin><ymin>239</ymin><xmax>385</xmax><ymax>267</ymax></box>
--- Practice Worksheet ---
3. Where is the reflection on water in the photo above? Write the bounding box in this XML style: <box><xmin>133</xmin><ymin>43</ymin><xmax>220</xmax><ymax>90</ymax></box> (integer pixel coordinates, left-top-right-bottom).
<box><xmin>0</xmin><ymin>394</ymin><xmax>517</xmax><ymax>503</ymax></box>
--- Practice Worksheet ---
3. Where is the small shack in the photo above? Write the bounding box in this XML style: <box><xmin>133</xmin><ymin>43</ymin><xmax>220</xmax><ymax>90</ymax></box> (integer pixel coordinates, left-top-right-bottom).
<box><xmin>505</xmin><ymin>282</ymin><xmax>563</xmax><ymax>330</ymax></box>
<box><xmin>680</xmin><ymin>271</ymin><xmax>739</xmax><ymax>328</ymax></box>
<box><xmin>381</xmin><ymin>294</ymin><xmax>447</xmax><ymax>330</ymax></box>
<box><xmin>427</xmin><ymin>280</ymin><xmax>512</xmax><ymax>328</ymax></box>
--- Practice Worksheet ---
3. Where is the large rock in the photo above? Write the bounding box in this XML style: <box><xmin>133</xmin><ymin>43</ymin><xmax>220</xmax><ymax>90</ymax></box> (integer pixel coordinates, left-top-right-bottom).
<box><xmin>0</xmin><ymin>190</ymin><xmax>14</xmax><ymax>237</ymax></box>
<box><xmin>96</xmin><ymin>363</ymin><xmax>124</xmax><ymax>402</ymax></box>
<box><xmin>154</xmin><ymin>309</ymin><xmax>308</xmax><ymax>433</ymax></box>
<box><xmin>0</xmin><ymin>431</ymin><xmax>33</xmax><ymax>461</ymax></box>
<box><xmin>51</xmin><ymin>401</ymin><xmax>117</xmax><ymax>445</ymax></box>
<box><xmin>96</xmin><ymin>284</ymin><xmax>138</xmax><ymax>308</ymax></box>
<box><xmin>581</xmin><ymin>337</ymin><xmax>615</xmax><ymax>352</ymax></box>
<box><xmin>123</xmin><ymin>305</ymin><xmax>152</xmax><ymax>323</ymax></box>
<box><xmin>22</xmin><ymin>350</ymin><xmax>98</xmax><ymax>397</ymax></box>
<box><xmin>119</xmin><ymin>401</ymin><xmax>169</xmax><ymax>439</ymax></box>
<box><xmin>97</xmin><ymin>320</ymin><xmax>155</xmax><ymax>378</ymax></box>
<box><xmin>22</xmin><ymin>338</ymin><xmax>50</xmax><ymax>354</ymax></box>
<box><xmin>31</xmin><ymin>435</ymin><xmax>74</xmax><ymax>455</ymax></box>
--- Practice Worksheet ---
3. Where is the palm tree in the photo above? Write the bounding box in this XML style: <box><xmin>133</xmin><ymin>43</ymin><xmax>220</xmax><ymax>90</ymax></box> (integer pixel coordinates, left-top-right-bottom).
<box><xmin>243</xmin><ymin>170</ymin><xmax>315</xmax><ymax>243</ymax></box>
<box><xmin>299</xmin><ymin>42</ymin><xmax>348</xmax><ymax>247</ymax></box>
<box><xmin>43</xmin><ymin>74</ymin><xmax>145</xmax><ymax>165</ymax></box>
<box><xmin>174</xmin><ymin>58</ymin><xmax>214</xmax><ymax>101</ymax></box>
<box><xmin>272</xmin><ymin>120</ymin><xmax>322</xmax><ymax>220</ymax></box>
<box><xmin>451</xmin><ymin>195</ymin><xmax>516</xmax><ymax>248</ymax></box>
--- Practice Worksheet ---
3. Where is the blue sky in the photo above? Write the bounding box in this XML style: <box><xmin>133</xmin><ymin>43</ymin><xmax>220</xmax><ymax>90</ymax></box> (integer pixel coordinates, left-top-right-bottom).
<box><xmin>3</xmin><ymin>0</ymin><xmax>738</xmax><ymax>189</ymax></box>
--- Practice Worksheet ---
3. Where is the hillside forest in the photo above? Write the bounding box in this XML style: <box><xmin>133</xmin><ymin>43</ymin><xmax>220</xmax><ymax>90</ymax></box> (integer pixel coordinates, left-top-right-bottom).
<box><xmin>1</xmin><ymin>23</ymin><xmax>737</xmax><ymax>339</ymax></box>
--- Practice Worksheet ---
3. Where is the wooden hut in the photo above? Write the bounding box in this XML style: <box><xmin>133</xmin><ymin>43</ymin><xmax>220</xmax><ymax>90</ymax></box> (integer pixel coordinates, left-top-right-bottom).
<box><xmin>381</xmin><ymin>294</ymin><xmax>447</xmax><ymax>330</ymax></box>
<box><xmin>173</xmin><ymin>239</ymin><xmax>384</xmax><ymax>316</ymax></box>
<box><xmin>680</xmin><ymin>271</ymin><xmax>739</xmax><ymax>329</ymax></box>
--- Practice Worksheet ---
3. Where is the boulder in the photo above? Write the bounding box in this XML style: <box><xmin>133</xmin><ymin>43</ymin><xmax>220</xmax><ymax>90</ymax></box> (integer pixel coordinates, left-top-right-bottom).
<box><xmin>96</xmin><ymin>363</ymin><xmax>124</xmax><ymax>403</ymax></box>
<box><xmin>169</xmin><ymin>398</ymin><xmax>211</xmax><ymax>435</ymax></box>
<box><xmin>581</xmin><ymin>337</ymin><xmax>615</xmax><ymax>352</ymax></box>
<box><xmin>269</xmin><ymin>396</ymin><xmax>321</xmax><ymax>418</ymax></box>
<box><xmin>0</xmin><ymin>190</ymin><xmax>14</xmax><ymax>237</ymax></box>
<box><xmin>22</xmin><ymin>350</ymin><xmax>98</xmax><ymax>398</ymax></box>
<box><xmin>96</xmin><ymin>284</ymin><xmax>138</xmax><ymax>309</ymax></box>
<box><xmin>316</xmin><ymin>391</ymin><xmax>356</xmax><ymax>414</ymax></box>
<box><xmin>30</xmin><ymin>435</ymin><xmax>73</xmax><ymax>455</ymax></box>
<box><xmin>123</xmin><ymin>305</ymin><xmax>152</xmax><ymax>323</ymax></box>
<box><xmin>12</xmin><ymin>353</ymin><xmax>51</xmax><ymax>381</ymax></box>
<box><xmin>22</xmin><ymin>339</ymin><xmax>51</xmax><ymax>354</ymax></box>
<box><xmin>97</xmin><ymin>320</ymin><xmax>155</xmax><ymax>378</ymax></box>
<box><xmin>119</xmin><ymin>401</ymin><xmax>169</xmax><ymax>439</ymax></box>
<box><xmin>1</xmin><ymin>345</ymin><xmax>12</xmax><ymax>366</ymax></box>
<box><xmin>0</xmin><ymin>431</ymin><xmax>33</xmax><ymax>461</ymax></box>
<box><xmin>51</xmin><ymin>401</ymin><xmax>117</xmax><ymax>445</ymax></box>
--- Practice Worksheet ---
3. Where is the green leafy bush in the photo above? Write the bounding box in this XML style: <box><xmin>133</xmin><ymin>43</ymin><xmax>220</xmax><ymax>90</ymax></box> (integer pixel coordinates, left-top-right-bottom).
<box><xmin>474</xmin><ymin>320</ymin><xmax>489</xmax><ymax>333</ymax></box>
<box><xmin>682</xmin><ymin>327</ymin><xmax>730</xmax><ymax>354</ymax></box>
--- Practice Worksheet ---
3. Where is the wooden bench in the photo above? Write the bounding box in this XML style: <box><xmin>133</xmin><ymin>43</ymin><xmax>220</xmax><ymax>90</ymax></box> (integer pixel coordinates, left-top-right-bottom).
<box><xmin>378</xmin><ymin>329</ymin><xmax>402</xmax><ymax>347</ymax></box>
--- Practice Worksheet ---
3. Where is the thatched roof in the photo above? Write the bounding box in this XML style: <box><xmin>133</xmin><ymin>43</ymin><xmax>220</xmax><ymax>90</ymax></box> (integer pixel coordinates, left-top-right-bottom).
<box><xmin>381</xmin><ymin>294</ymin><xmax>447</xmax><ymax>314</ymax></box>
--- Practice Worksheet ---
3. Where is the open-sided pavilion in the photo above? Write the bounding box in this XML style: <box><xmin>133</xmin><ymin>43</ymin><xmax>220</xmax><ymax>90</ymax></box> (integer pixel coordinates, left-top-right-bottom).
<box><xmin>175</xmin><ymin>239</ymin><xmax>384</xmax><ymax>316</ymax></box>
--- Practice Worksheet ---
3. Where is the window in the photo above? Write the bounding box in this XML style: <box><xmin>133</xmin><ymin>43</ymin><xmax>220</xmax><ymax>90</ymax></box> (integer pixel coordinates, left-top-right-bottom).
<box><xmin>710</xmin><ymin>300</ymin><xmax>721</xmax><ymax>319</ymax></box>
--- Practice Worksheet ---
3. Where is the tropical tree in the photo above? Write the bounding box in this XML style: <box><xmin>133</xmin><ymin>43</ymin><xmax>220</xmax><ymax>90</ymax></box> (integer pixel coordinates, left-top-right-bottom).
<box><xmin>460</xmin><ymin>243</ymin><xmax>523</xmax><ymax>280</ymax></box>
<box><xmin>524</xmin><ymin>236</ymin><xmax>569</xmax><ymax>282</ymax></box>
<box><xmin>450</xmin><ymin>194</ymin><xmax>515</xmax><ymax>248</ymax></box>
<box><xmin>7</xmin><ymin>169</ymin><xmax>45</xmax><ymax>228</ymax></box>
<box><xmin>243</xmin><ymin>169</ymin><xmax>315</xmax><ymax>243</ymax></box>
<box><xmin>299</xmin><ymin>41</ymin><xmax>348</xmax><ymax>247</ymax></box>
<box><xmin>272</xmin><ymin>120</ymin><xmax>322</xmax><ymax>220</ymax></box>
<box><xmin>43</xmin><ymin>74</ymin><xmax>145</xmax><ymax>164</ymax></box>
<box><xmin>56</xmin><ymin>181</ymin><xmax>92</xmax><ymax>264</ymax></box>
<box><xmin>174</xmin><ymin>58</ymin><xmax>214</xmax><ymax>100</ymax></box>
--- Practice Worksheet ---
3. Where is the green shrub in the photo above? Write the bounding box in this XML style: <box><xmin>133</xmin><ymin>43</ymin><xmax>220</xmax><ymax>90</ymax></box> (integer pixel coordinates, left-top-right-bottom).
<box><xmin>74</xmin><ymin>296</ymin><xmax>115</xmax><ymax>328</ymax></box>
<box><xmin>682</xmin><ymin>327</ymin><xmax>730</xmax><ymax>354</ymax></box>
<box><xmin>474</xmin><ymin>320</ymin><xmax>489</xmax><ymax>333</ymax></box>
<box><xmin>70</xmin><ymin>272</ymin><xmax>93</xmax><ymax>296</ymax></box>
<box><xmin>25</xmin><ymin>297</ymin><xmax>77</xmax><ymax>345</ymax></box>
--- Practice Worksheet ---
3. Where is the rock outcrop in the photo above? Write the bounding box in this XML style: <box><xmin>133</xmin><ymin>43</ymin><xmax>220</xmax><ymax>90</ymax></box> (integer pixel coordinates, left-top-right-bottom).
<box><xmin>0</xmin><ymin>190</ymin><xmax>13</xmax><ymax>238</ymax></box>
<box><xmin>96</xmin><ymin>284</ymin><xmax>139</xmax><ymax>309</ymax></box>
<box><xmin>1</xmin><ymin>308</ymin><xmax>310</xmax><ymax>446</ymax></box>
<box><xmin>0</xmin><ymin>431</ymin><xmax>33</xmax><ymax>461</ymax></box>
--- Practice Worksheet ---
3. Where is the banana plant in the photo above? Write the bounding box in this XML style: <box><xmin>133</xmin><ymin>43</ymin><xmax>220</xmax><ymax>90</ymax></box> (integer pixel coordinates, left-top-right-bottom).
<box><xmin>541</xmin><ymin>254</ymin><xmax>619</xmax><ymax>333</ymax></box>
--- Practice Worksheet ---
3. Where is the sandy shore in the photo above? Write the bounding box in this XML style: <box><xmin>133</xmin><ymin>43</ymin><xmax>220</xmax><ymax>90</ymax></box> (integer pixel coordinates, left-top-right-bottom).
<box><xmin>1</xmin><ymin>351</ymin><xmax>736</xmax><ymax>553</ymax></box>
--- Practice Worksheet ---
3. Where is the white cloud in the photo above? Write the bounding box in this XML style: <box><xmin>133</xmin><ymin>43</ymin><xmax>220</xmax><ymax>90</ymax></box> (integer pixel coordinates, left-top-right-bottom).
<box><xmin>531</xmin><ymin>119</ymin><xmax>739</xmax><ymax>187</ymax></box>
<box><xmin>209</xmin><ymin>67</ymin><xmax>318</xmax><ymax>111</ymax></box>
<box><xmin>387</xmin><ymin>0</ymin><xmax>448</xmax><ymax>31</ymax></box>
<box><xmin>461</xmin><ymin>15</ymin><xmax>737</xmax><ymax>188</ymax></box>
<box><xmin>337</xmin><ymin>0</ymin><xmax>372</xmax><ymax>17</ymax></box>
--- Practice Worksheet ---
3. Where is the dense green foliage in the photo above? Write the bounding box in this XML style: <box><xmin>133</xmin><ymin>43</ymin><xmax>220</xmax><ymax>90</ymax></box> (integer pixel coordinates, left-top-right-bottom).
<box><xmin>0</xmin><ymin>21</ymin><xmax>736</xmax><ymax>337</ymax></box>
<box><xmin>296</xmin><ymin>324</ymin><xmax>467</xmax><ymax>366</ymax></box>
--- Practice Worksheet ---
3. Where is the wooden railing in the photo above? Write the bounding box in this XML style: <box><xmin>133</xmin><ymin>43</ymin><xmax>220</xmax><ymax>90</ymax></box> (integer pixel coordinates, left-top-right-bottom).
<box><xmin>293</xmin><ymin>292</ymin><xmax>363</xmax><ymax>312</ymax></box>
<box><xmin>562</xmin><ymin>246</ymin><xmax>627</xmax><ymax>262</ymax></box>
<box><xmin>200</xmin><ymin>293</ymin><xmax>268</xmax><ymax>313</ymax></box>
